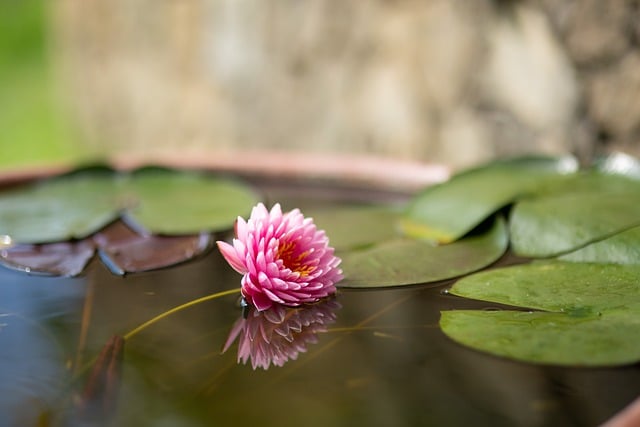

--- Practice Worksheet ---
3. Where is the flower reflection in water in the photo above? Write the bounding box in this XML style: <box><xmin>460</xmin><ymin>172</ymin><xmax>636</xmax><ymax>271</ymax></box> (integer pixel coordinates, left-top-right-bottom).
<box><xmin>222</xmin><ymin>298</ymin><xmax>341</xmax><ymax>370</ymax></box>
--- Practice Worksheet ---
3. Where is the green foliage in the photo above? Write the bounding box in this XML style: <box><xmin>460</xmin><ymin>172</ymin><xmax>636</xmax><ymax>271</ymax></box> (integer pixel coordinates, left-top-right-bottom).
<box><xmin>309</xmin><ymin>205</ymin><xmax>401</xmax><ymax>251</ymax></box>
<box><xmin>0</xmin><ymin>169</ymin><xmax>118</xmax><ymax>243</ymax></box>
<box><xmin>339</xmin><ymin>217</ymin><xmax>507</xmax><ymax>287</ymax></box>
<box><xmin>441</xmin><ymin>262</ymin><xmax>640</xmax><ymax>366</ymax></box>
<box><xmin>441</xmin><ymin>310</ymin><xmax>640</xmax><ymax>366</ymax></box>
<box><xmin>0</xmin><ymin>0</ymin><xmax>90</xmax><ymax>170</ymax></box>
<box><xmin>125</xmin><ymin>168</ymin><xmax>259</xmax><ymax>235</ymax></box>
<box><xmin>0</xmin><ymin>167</ymin><xmax>259</xmax><ymax>243</ymax></box>
<box><xmin>447</xmin><ymin>262</ymin><xmax>640</xmax><ymax>312</ymax></box>
<box><xmin>397</xmin><ymin>152</ymin><xmax>640</xmax><ymax>366</ymax></box>
<box><xmin>3</xmin><ymin>150</ymin><xmax>640</xmax><ymax>367</ymax></box>
<box><xmin>510</xmin><ymin>171</ymin><xmax>640</xmax><ymax>257</ymax></box>
<box><xmin>559</xmin><ymin>225</ymin><xmax>640</xmax><ymax>264</ymax></box>
<box><xmin>309</xmin><ymin>205</ymin><xmax>508</xmax><ymax>288</ymax></box>
<box><xmin>401</xmin><ymin>156</ymin><xmax>577</xmax><ymax>243</ymax></box>
<box><xmin>0</xmin><ymin>1</ymin><xmax>46</xmax><ymax>64</ymax></box>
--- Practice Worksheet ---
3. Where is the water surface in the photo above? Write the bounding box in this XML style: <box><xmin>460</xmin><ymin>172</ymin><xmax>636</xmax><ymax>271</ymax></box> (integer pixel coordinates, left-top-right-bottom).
<box><xmin>0</xmin><ymin>180</ymin><xmax>638</xmax><ymax>426</ymax></box>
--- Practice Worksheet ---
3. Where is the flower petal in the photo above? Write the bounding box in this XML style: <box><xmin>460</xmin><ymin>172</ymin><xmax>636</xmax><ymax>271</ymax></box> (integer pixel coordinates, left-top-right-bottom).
<box><xmin>252</xmin><ymin>292</ymin><xmax>275</xmax><ymax>311</ymax></box>
<box><xmin>216</xmin><ymin>241</ymin><xmax>248</xmax><ymax>274</ymax></box>
<box><xmin>218</xmin><ymin>203</ymin><xmax>342</xmax><ymax>311</ymax></box>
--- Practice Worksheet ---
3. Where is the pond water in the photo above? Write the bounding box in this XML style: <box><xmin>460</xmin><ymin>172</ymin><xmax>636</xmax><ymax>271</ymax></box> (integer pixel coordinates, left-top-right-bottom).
<box><xmin>0</xmin><ymin>178</ymin><xmax>638</xmax><ymax>427</ymax></box>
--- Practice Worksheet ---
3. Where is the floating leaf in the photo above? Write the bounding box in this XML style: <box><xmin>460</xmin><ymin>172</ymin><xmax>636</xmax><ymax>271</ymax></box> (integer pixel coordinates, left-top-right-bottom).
<box><xmin>339</xmin><ymin>216</ymin><xmax>508</xmax><ymax>288</ymax></box>
<box><xmin>0</xmin><ymin>169</ymin><xmax>119</xmax><ymax>243</ymax></box>
<box><xmin>95</xmin><ymin>222</ymin><xmax>212</xmax><ymax>275</ymax></box>
<box><xmin>308</xmin><ymin>205</ymin><xmax>401</xmax><ymax>251</ymax></box>
<box><xmin>441</xmin><ymin>310</ymin><xmax>640</xmax><ymax>366</ymax></box>
<box><xmin>0</xmin><ymin>221</ymin><xmax>213</xmax><ymax>276</ymax></box>
<box><xmin>441</xmin><ymin>262</ymin><xmax>640</xmax><ymax>366</ymax></box>
<box><xmin>447</xmin><ymin>262</ymin><xmax>640</xmax><ymax>311</ymax></box>
<box><xmin>0</xmin><ymin>167</ymin><xmax>259</xmax><ymax>244</ymax></box>
<box><xmin>0</xmin><ymin>240</ymin><xmax>95</xmax><ymax>276</ymax></box>
<box><xmin>401</xmin><ymin>156</ymin><xmax>577</xmax><ymax>243</ymax></box>
<box><xmin>559</xmin><ymin>225</ymin><xmax>640</xmax><ymax>265</ymax></box>
<box><xmin>510</xmin><ymin>173</ymin><xmax>640</xmax><ymax>258</ymax></box>
<box><xmin>124</xmin><ymin>168</ymin><xmax>259</xmax><ymax>235</ymax></box>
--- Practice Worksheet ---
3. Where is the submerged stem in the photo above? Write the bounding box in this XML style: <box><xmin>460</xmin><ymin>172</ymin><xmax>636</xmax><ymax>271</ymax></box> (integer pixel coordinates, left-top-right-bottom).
<box><xmin>71</xmin><ymin>288</ymin><xmax>240</xmax><ymax>387</ymax></box>
<box><xmin>74</xmin><ymin>279</ymin><xmax>96</xmax><ymax>374</ymax></box>
<box><xmin>122</xmin><ymin>288</ymin><xmax>240</xmax><ymax>341</ymax></box>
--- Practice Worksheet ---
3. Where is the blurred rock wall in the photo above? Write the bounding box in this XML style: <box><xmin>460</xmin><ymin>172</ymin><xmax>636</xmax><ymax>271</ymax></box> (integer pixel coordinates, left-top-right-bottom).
<box><xmin>53</xmin><ymin>0</ymin><xmax>640</xmax><ymax>169</ymax></box>
<box><xmin>541</xmin><ymin>0</ymin><xmax>640</xmax><ymax>162</ymax></box>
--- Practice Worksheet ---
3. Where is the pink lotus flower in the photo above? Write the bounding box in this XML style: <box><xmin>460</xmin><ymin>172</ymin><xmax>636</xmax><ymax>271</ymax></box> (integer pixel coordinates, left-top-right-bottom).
<box><xmin>222</xmin><ymin>299</ymin><xmax>341</xmax><ymax>370</ymax></box>
<box><xmin>216</xmin><ymin>203</ymin><xmax>342</xmax><ymax>311</ymax></box>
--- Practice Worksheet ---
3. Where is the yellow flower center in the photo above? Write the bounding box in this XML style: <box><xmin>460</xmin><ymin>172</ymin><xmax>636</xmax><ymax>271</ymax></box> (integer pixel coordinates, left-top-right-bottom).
<box><xmin>277</xmin><ymin>240</ymin><xmax>314</xmax><ymax>276</ymax></box>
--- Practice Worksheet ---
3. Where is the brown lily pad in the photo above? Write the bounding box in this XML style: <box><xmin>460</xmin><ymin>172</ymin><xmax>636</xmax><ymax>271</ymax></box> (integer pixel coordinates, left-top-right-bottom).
<box><xmin>94</xmin><ymin>222</ymin><xmax>212</xmax><ymax>275</ymax></box>
<box><xmin>0</xmin><ymin>221</ymin><xmax>213</xmax><ymax>276</ymax></box>
<box><xmin>0</xmin><ymin>240</ymin><xmax>95</xmax><ymax>276</ymax></box>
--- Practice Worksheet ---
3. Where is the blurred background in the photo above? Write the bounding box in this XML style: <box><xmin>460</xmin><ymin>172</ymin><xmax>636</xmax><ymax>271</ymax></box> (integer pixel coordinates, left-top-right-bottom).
<box><xmin>1</xmin><ymin>0</ymin><xmax>639</xmax><ymax>173</ymax></box>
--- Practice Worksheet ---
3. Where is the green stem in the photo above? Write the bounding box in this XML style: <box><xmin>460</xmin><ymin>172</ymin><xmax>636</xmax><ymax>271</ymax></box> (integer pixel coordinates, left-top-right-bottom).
<box><xmin>123</xmin><ymin>288</ymin><xmax>240</xmax><ymax>341</ymax></box>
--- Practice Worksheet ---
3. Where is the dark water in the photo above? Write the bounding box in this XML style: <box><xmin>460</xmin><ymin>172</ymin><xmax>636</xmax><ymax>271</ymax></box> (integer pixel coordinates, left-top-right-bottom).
<box><xmin>0</xmin><ymin>181</ymin><xmax>638</xmax><ymax>427</ymax></box>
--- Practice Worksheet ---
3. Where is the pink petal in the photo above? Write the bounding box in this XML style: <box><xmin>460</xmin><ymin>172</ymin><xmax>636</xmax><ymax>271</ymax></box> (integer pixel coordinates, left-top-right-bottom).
<box><xmin>235</xmin><ymin>217</ymin><xmax>248</xmax><ymax>241</ymax></box>
<box><xmin>219</xmin><ymin>202</ymin><xmax>342</xmax><ymax>311</ymax></box>
<box><xmin>221</xmin><ymin>318</ymin><xmax>245</xmax><ymax>354</ymax></box>
<box><xmin>216</xmin><ymin>241</ymin><xmax>248</xmax><ymax>274</ymax></box>
<box><xmin>252</xmin><ymin>292</ymin><xmax>275</xmax><ymax>311</ymax></box>
<box><xmin>269</xmin><ymin>203</ymin><xmax>283</xmax><ymax>218</ymax></box>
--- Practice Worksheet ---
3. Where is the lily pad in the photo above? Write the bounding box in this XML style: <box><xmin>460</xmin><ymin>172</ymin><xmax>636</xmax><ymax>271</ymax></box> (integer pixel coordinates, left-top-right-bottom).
<box><xmin>124</xmin><ymin>168</ymin><xmax>258</xmax><ymax>235</ymax></box>
<box><xmin>94</xmin><ymin>222</ymin><xmax>213</xmax><ymax>275</ymax></box>
<box><xmin>0</xmin><ymin>240</ymin><xmax>96</xmax><ymax>276</ymax></box>
<box><xmin>0</xmin><ymin>169</ymin><xmax>119</xmax><ymax>243</ymax></box>
<box><xmin>339</xmin><ymin>216</ymin><xmax>508</xmax><ymax>288</ymax></box>
<box><xmin>307</xmin><ymin>205</ymin><xmax>401</xmax><ymax>251</ymax></box>
<box><xmin>559</xmin><ymin>225</ymin><xmax>640</xmax><ymax>265</ymax></box>
<box><xmin>0</xmin><ymin>167</ymin><xmax>259</xmax><ymax>244</ymax></box>
<box><xmin>509</xmin><ymin>173</ymin><xmax>640</xmax><ymax>258</ymax></box>
<box><xmin>0</xmin><ymin>221</ymin><xmax>213</xmax><ymax>276</ymax></box>
<box><xmin>440</xmin><ymin>310</ymin><xmax>640</xmax><ymax>366</ymax></box>
<box><xmin>401</xmin><ymin>156</ymin><xmax>577</xmax><ymax>243</ymax></box>
<box><xmin>441</xmin><ymin>262</ymin><xmax>640</xmax><ymax>366</ymax></box>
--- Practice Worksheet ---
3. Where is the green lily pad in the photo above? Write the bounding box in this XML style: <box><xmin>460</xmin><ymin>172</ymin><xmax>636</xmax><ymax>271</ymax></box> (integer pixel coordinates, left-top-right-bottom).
<box><xmin>124</xmin><ymin>168</ymin><xmax>258</xmax><ymax>235</ymax></box>
<box><xmin>440</xmin><ymin>310</ymin><xmax>640</xmax><ymax>366</ymax></box>
<box><xmin>339</xmin><ymin>216</ymin><xmax>508</xmax><ymax>288</ymax></box>
<box><xmin>441</xmin><ymin>262</ymin><xmax>640</xmax><ymax>366</ymax></box>
<box><xmin>308</xmin><ymin>205</ymin><xmax>401</xmax><ymax>251</ymax></box>
<box><xmin>401</xmin><ymin>156</ymin><xmax>577</xmax><ymax>243</ymax></box>
<box><xmin>509</xmin><ymin>173</ymin><xmax>640</xmax><ymax>258</ymax></box>
<box><xmin>0</xmin><ymin>167</ymin><xmax>259</xmax><ymax>244</ymax></box>
<box><xmin>559</xmin><ymin>225</ymin><xmax>640</xmax><ymax>265</ymax></box>
<box><xmin>0</xmin><ymin>169</ymin><xmax>119</xmax><ymax>243</ymax></box>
